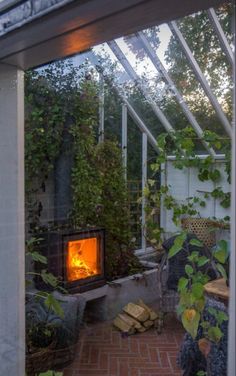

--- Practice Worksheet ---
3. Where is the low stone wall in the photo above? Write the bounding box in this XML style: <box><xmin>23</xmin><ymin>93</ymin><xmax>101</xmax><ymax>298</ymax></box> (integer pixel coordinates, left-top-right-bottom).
<box><xmin>81</xmin><ymin>269</ymin><xmax>164</xmax><ymax>321</ymax></box>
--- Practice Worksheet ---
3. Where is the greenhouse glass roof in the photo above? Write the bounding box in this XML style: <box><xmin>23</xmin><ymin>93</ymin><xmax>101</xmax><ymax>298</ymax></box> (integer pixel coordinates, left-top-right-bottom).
<box><xmin>78</xmin><ymin>2</ymin><xmax>234</xmax><ymax>157</ymax></box>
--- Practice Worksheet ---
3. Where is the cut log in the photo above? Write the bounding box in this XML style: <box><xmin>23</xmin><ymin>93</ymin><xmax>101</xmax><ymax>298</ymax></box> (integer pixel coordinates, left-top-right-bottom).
<box><xmin>143</xmin><ymin>320</ymin><xmax>154</xmax><ymax>329</ymax></box>
<box><xmin>123</xmin><ymin>302</ymin><xmax>150</xmax><ymax>322</ymax></box>
<box><xmin>118</xmin><ymin>313</ymin><xmax>142</xmax><ymax>330</ymax></box>
<box><xmin>113</xmin><ymin>316</ymin><xmax>136</xmax><ymax>335</ymax></box>
<box><xmin>137</xmin><ymin>325</ymin><xmax>147</xmax><ymax>333</ymax></box>
<box><xmin>137</xmin><ymin>299</ymin><xmax>158</xmax><ymax>321</ymax></box>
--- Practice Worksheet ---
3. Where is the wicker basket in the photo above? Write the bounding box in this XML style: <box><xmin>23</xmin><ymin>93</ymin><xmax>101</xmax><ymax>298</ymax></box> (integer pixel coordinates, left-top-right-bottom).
<box><xmin>26</xmin><ymin>343</ymin><xmax>76</xmax><ymax>375</ymax></box>
<box><xmin>181</xmin><ymin>217</ymin><xmax>221</xmax><ymax>249</ymax></box>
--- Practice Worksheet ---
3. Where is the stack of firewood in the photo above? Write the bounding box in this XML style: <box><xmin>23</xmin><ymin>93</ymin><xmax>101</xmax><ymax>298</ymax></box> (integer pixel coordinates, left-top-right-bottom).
<box><xmin>113</xmin><ymin>300</ymin><xmax>164</xmax><ymax>335</ymax></box>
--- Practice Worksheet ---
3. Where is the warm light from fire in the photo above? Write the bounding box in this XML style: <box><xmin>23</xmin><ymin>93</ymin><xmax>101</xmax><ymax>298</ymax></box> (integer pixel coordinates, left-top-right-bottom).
<box><xmin>66</xmin><ymin>237</ymin><xmax>101</xmax><ymax>281</ymax></box>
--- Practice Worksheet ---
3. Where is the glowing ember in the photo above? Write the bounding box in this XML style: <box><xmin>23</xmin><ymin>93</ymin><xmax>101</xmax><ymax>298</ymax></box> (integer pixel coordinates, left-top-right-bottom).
<box><xmin>66</xmin><ymin>237</ymin><xmax>101</xmax><ymax>281</ymax></box>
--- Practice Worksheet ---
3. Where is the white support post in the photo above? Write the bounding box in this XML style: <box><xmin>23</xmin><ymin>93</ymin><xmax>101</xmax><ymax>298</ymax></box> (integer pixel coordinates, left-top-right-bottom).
<box><xmin>141</xmin><ymin>133</ymin><xmax>148</xmax><ymax>252</ymax></box>
<box><xmin>121</xmin><ymin>103</ymin><xmax>127</xmax><ymax>179</ymax></box>
<box><xmin>228</xmin><ymin>8</ymin><xmax>235</xmax><ymax>375</ymax></box>
<box><xmin>98</xmin><ymin>73</ymin><xmax>104</xmax><ymax>142</ymax></box>
<box><xmin>0</xmin><ymin>64</ymin><xmax>25</xmax><ymax>375</ymax></box>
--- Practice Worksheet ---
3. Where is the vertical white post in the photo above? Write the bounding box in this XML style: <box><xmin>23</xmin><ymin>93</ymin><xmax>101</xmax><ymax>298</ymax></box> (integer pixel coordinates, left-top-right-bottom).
<box><xmin>228</xmin><ymin>9</ymin><xmax>235</xmax><ymax>375</ymax></box>
<box><xmin>98</xmin><ymin>73</ymin><xmax>104</xmax><ymax>143</ymax></box>
<box><xmin>121</xmin><ymin>103</ymin><xmax>127</xmax><ymax>179</ymax></box>
<box><xmin>142</xmin><ymin>133</ymin><xmax>148</xmax><ymax>251</ymax></box>
<box><xmin>0</xmin><ymin>64</ymin><xmax>25</xmax><ymax>375</ymax></box>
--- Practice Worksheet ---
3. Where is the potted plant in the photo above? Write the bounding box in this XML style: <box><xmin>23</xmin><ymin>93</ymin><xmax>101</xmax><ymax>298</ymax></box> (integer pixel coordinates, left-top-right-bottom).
<box><xmin>25</xmin><ymin>237</ymin><xmax>86</xmax><ymax>376</ymax></box>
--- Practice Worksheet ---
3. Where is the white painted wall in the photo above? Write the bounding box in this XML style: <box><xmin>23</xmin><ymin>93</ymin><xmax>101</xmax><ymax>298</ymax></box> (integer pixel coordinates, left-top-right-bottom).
<box><xmin>161</xmin><ymin>160</ymin><xmax>231</xmax><ymax>234</ymax></box>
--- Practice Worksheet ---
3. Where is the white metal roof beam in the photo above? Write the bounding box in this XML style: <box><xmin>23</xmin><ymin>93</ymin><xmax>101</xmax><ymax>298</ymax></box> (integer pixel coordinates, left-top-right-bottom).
<box><xmin>108</xmin><ymin>40</ymin><xmax>175</xmax><ymax>134</ymax></box>
<box><xmin>169</xmin><ymin>20</ymin><xmax>232</xmax><ymax>138</ymax></box>
<box><xmin>136</xmin><ymin>31</ymin><xmax>216</xmax><ymax>157</ymax></box>
<box><xmin>89</xmin><ymin>52</ymin><xmax>159</xmax><ymax>153</ymax></box>
<box><xmin>125</xmin><ymin>98</ymin><xmax>160</xmax><ymax>152</ymax></box>
<box><xmin>207</xmin><ymin>8</ymin><xmax>234</xmax><ymax>66</ymax></box>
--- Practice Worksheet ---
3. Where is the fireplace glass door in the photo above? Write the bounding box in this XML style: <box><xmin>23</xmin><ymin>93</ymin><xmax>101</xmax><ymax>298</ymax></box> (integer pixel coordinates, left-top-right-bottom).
<box><xmin>66</xmin><ymin>237</ymin><xmax>101</xmax><ymax>281</ymax></box>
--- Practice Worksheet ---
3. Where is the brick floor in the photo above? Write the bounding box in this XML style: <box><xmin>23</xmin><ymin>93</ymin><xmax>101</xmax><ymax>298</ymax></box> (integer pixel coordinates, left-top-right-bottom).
<box><xmin>63</xmin><ymin>313</ymin><xmax>184</xmax><ymax>376</ymax></box>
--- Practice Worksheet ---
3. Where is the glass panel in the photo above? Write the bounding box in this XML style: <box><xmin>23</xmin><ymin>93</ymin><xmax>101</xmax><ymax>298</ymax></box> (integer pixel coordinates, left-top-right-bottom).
<box><xmin>67</xmin><ymin>238</ymin><xmax>101</xmax><ymax>281</ymax></box>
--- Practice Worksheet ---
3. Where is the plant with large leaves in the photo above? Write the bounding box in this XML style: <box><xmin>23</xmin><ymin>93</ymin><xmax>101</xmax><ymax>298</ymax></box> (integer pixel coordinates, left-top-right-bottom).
<box><xmin>26</xmin><ymin>237</ymin><xmax>65</xmax><ymax>355</ymax></box>
<box><xmin>169</xmin><ymin>233</ymin><xmax>229</xmax><ymax>350</ymax></box>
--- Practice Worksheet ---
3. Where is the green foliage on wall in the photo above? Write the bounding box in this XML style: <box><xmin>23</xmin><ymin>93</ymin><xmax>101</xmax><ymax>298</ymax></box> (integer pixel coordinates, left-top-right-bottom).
<box><xmin>94</xmin><ymin>141</ymin><xmax>142</xmax><ymax>279</ymax></box>
<box><xmin>143</xmin><ymin>126</ymin><xmax>231</xmax><ymax>248</ymax></box>
<box><xmin>25</xmin><ymin>59</ymin><xmax>142</xmax><ymax>280</ymax></box>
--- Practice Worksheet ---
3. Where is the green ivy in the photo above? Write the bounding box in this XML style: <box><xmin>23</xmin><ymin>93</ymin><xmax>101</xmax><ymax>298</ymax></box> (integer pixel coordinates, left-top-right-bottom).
<box><xmin>143</xmin><ymin>127</ymin><xmax>231</xmax><ymax>246</ymax></box>
<box><xmin>25</xmin><ymin>60</ymin><xmax>143</xmax><ymax>280</ymax></box>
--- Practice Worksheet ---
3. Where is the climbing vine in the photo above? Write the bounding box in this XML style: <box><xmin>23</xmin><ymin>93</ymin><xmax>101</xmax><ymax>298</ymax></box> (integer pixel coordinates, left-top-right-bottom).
<box><xmin>143</xmin><ymin>127</ymin><xmax>231</xmax><ymax>248</ymax></box>
<box><xmin>143</xmin><ymin>127</ymin><xmax>230</xmax><ymax>370</ymax></box>
<box><xmin>25</xmin><ymin>59</ymin><xmax>142</xmax><ymax>279</ymax></box>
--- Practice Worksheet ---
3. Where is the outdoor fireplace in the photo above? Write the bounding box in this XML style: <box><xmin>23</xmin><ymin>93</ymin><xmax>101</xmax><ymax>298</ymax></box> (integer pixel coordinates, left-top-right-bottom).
<box><xmin>36</xmin><ymin>228</ymin><xmax>105</xmax><ymax>293</ymax></box>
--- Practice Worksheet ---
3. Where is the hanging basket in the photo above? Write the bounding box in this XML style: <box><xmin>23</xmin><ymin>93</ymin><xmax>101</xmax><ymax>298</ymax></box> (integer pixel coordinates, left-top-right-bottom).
<box><xmin>26</xmin><ymin>343</ymin><xmax>76</xmax><ymax>375</ymax></box>
<box><xmin>181</xmin><ymin>217</ymin><xmax>221</xmax><ymax>249</ymax></box>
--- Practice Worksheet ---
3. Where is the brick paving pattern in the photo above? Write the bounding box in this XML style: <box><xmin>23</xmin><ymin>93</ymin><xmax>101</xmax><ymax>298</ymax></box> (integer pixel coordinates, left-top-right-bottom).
<box><xmin>63</xmin><ymin>313</ymin><xmax>184</xmax><ymax>376</ymax></box>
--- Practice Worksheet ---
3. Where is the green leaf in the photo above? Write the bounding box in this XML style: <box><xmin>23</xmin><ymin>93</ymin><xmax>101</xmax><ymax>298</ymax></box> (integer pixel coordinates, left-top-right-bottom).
<box><xmin>214</xmin><ymin>240</ymin><xmax>228</xmax><ymax>264</ymax></box>
<box><xmin>216</xmin><ymin>263</ymin><xmax>228</xmax><ymax>280</ymax></box>
<box><xmin>189</xmin><ymin>238</ymin><xmax>203</xmax><ymax>247</ymax></box>
<box><xmin>195</xmin><ymin>297</ymin><xmax>205</xmax><ymax>311</ymax></box>
<box><xmin>29</xmin><ymin>251</ymin><xmax>47</xmax><ymax>264</ymax></box>
<box><xmin>198</xmin><ymin>169</ymin><xmax>209</xmax><ymax>181</ymax></box>
<box><xmin>41</xmin><ymin>270</ymin><xmax>58</xmax><ymax>288</ymax></box>
<box><xmin>168</xmin><ymin>232</ymin><xmax>187</xmax><ymax>259</ymax></box>
<box><xmin>178</xmin><ymin>277</ymin><xmax>189</xmax><ymax>292</ymax></box>
<box><xmin>185</xmin><ymin>264</ymin><xmax>193</xmax><ymax>276</ymax></box>
<box><xmin>179</xmin><ymin>291</ymin><xmax>192</xmax><ymax>306</ymax></box>
<box><xmin>217</xmin><ymin>311</ymin><xmax>228</xmax><ymax>325</ymax></box>
<box><xmin>209</xmin><ymin>169</ymin><xmax>221</xmax><ymax>182</ymax></box>
<box><xmin>143</xmin><ymin>187</ymin><xmax>150</xmax><ymax>196</ymax></box>
<box><xmin>207</xmin><ymin>326</ymin><xmax>223</xmax><ymax>343</ymax></box>
<box><xmin>147</xmin><ymin>179</ymin><xmax>155</xmax><ymax>187</ymax></box>
<box><xmin>196</xmin><ymin>371</ymin><xmax>206</xmax><ymax>376</ymax></box>
<box><xmin>201</xmin><ymin>321</ymin><xmax>210</xmax><ymax>330</ymax></box>
<box><xmin>192</xmin><ymin>283</ymin><xmax>204</xmax><ymax>299</ymax></box>
<box><xmin>176</xmin><ymin>304</ymin><xmax>185</xmax><ymax>316</ymax></box>
<box><xmin>214</xmin><ymin>249</ymin><xmax>228</xmax><ymax>264</ymax></box>
<box><xmin>182</xmin><ymin>309</ymin><xmax>200</xmax><ymax>339</ymax></box>
<box><xmin>44</xmin><ymin>294</ymin><xmax>64</xmax><ymax>318</ymax></box>
<box><xmin>197</xmin><ymin>256</ymin><xmax>209</xmax><ymax>267</ymax></box>
<box><xmin>188</xmin><ymin>251</ymin><xmax>199</xmax><ymax>262</ymax></box>
<box><xmin>207</xmin><ymin>307</ymin><xmax>218</xmax><ymax>317</ymax></box>
<box><xmin>217</xmin><ymin>240</ymin><xmax>228</xmax><ymax>252</ymax></box>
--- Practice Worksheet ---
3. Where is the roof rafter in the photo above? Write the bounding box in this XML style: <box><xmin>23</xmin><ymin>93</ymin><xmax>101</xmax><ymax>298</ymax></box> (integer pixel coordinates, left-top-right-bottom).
<box><xmin>108</xmin><ymin>40</ymin><xmax>175</xmax><ymax>133</ymax></box>
<box><xmin>207</xmin><ymin>7</ymin><xmax>234</xmax><ymax>66</ymax></box>
<box><xmin>89</xmin><ymin>52</ymin><xmax>160</xmax><ymax>153</ymax></box>
<box><xmin>169</xmin><ymin>20</ymin><xmax>232</xmax><ymax>137</ymax></box>
<box><xmin>136</xmin><ymin>31</ymin><xmax>216</xmax><ymax>157</ymax></box>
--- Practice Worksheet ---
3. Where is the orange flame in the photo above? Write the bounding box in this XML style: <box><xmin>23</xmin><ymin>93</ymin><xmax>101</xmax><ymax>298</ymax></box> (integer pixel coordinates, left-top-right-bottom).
<box><xmin>66</xmin><ymin>237</ymin><xmax>101</xmax><ymax>281</ymax></box>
